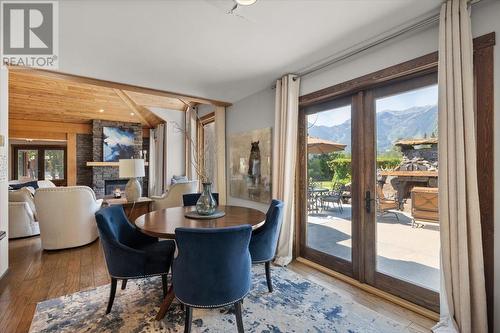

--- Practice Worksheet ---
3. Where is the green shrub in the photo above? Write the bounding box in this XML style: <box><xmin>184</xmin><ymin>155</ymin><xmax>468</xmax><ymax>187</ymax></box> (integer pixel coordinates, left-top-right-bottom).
<box><xmin>327</xmin><ymin>156</ymin><xmax>401</xmax><ymax>185</ymax></box>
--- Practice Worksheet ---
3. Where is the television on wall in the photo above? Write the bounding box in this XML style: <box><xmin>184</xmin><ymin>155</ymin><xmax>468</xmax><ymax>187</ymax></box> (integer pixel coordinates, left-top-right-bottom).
<box><xmin>102</xmin><ymin>127</ymin><xmax>135</xmax><ymax>162</ymax></box>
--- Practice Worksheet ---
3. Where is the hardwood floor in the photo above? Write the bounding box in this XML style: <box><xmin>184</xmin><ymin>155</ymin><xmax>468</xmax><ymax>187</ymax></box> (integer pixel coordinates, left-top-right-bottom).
<box><xmin>0</xmin><ymin>236</ymin><xmax>435</xmax><ymax>333</ymax></box>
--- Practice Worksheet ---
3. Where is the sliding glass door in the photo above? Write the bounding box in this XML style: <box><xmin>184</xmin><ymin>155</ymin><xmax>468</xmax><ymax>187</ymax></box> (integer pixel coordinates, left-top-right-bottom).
<box><xmin>299</xmin><ymin>73</ymin><xmax>440</xmax><ymax>311</ymax></box>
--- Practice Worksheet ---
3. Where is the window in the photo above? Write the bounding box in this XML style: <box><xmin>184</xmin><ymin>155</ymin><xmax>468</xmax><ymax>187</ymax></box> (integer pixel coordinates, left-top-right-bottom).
<box><xmin>198</xmin><ymin>113</ymin><xmax>217</xmax><ymax>190</ymax></box>
<box><xmin>12</xmin><ymin>145</ymin><xmax>67</xmax><ymax>186</ymax></box>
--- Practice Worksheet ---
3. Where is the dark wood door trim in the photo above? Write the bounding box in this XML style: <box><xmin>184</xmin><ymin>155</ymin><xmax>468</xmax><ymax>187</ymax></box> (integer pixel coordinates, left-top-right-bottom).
<box><xmin>473</xmin><ymin>35</ymin><xmax>495</xmax><ymax>332</ymax></box>
<box><xmin>299</xmin><ymin>32</ymin><xmax>495</xmax><ymax>108</ymax></box>
<box><xmin>11</xmin><ymin>145</ymin><xmax>67</xmax><ymax>186</ymax></box>
<box><xmin>295</xmin><ymin>32</ymin><xmax>495</xmax><ymax>322</ymax></box>
<box><xmin>363</xmin><ymin>72</ymin><xmax>439</xmax><ymax>311</ymax></box>
<box><xmin>297</xmin><ymin>96</ymin><xmax>356</xmax><ymax>278</ymax></box>
<box><xmin>299</xmin><ymin>52</ymin><xmax>438</xmax><ymax>108</ymax></box>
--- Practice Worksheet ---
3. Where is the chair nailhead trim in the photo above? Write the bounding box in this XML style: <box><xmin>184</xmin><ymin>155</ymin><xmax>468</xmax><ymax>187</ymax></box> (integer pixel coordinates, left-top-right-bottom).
<box><xmin>176</xmin><ymin>293</ymin><xmax>248</xmax><ymax>309</ymax></box>
<box><xmin>110</xmin><ymin>272</ymin><xmax>170</xmax><ymax>279</ymax></box>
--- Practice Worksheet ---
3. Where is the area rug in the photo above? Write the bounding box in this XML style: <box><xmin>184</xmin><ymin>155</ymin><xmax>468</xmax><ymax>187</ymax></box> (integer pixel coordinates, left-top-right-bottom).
<box><xmin>29</xmin><ymin>266</ymin><xmax>406</xmax><ymax>333</ymax></box>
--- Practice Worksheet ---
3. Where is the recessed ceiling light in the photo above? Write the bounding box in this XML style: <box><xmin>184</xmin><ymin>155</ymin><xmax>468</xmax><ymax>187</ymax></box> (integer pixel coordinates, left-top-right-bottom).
<box><xmin>130</xmin><ymin>113</ymin><xmax>135</xmax><ymax>116</ymax></box>
<box><xmin>99</xmin><ymin>109</ymin><xmax>104</xmax><ymax>113</ymax></box>
<box><xmin>235</xmin><ymin>0</ymin><xmax>257</xmax><ymax>5</ymax></box>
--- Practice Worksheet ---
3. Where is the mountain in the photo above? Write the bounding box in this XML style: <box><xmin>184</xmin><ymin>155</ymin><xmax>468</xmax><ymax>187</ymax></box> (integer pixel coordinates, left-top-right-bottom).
<box><xmin>308</xmin><ymin>105</ymin><xmax>438</xmax><ymax>153</ymax></box>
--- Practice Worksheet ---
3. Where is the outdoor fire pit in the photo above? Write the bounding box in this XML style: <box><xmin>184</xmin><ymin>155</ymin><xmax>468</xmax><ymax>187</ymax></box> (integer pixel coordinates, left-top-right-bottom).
<box><xmin>379</xmin><ymin>138</ymin><xmax>438</xmax><ymax>208</ymax></box>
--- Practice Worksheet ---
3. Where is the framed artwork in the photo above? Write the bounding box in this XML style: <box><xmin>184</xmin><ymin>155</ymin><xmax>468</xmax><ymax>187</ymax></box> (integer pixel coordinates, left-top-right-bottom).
<box><xmin>102</xmin><ymin>127</ymin><xmax>135</xmax><ymax>162</ymax></box>
<box><xmin>229</xmin><ymin>127</ymin><xmax>272</xmax><ymax>203</ymax></box>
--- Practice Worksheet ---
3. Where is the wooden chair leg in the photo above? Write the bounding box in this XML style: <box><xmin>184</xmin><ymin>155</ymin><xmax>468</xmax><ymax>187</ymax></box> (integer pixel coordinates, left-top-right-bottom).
<box><xmin>265</xmin><ymin>261</ymin><xmax>273</xmax><ymax>292</ymax></box>
<box><xmin>184</xmin><ymin>305</ymin><xmax>192</xmax><ymax>333</ymax></box>
<box><xmin>121</xmin><ymin>279</ymin><xmax>127</xmax><ymax>290</ymax></box>
<box><xmin>161</xmin><ymin>274</ymin><xmax>168</xmax><ymax>298</ymax></box>
<box><xmin>106</xmin><ymin>278</ymin><xmax>118</xmax><ymax>314</ymax></box>
<box><xmin>235</xmin><ymin>300</ymin><xmax>244</xmax><ymax>333</ymax></box>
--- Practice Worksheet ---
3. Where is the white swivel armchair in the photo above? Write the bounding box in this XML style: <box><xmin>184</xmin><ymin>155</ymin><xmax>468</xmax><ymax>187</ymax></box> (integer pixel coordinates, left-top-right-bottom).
<box><xmin>151</xmin><ymin>180</ymin><xmax>198</xmax><ymax>211</ymax></box>
<box><xmin>8</xmin><ymin>188</ymin><xmax>40</xmax><ymax>238</ymax></box>
<box><xmin>34</xmin><ymin>186</ymin><xmax>103</xmax><ymax>250</ymax></box>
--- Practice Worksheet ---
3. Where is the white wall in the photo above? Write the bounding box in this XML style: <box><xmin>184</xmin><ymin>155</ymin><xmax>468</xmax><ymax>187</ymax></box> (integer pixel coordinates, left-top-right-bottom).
<box><xmin>0</xmin><ymin>68</ymin><xmax>9</xmax><ymax>277</ymax></box>
<box><xmin>226</xmin><ymin>0</ymin><xmax>500</xmax><ymax>328</ymax></box>
<box><xmin>150</xmin><ymin>108</ymin><xmax>186</xmax><ymax>184</ymax></box>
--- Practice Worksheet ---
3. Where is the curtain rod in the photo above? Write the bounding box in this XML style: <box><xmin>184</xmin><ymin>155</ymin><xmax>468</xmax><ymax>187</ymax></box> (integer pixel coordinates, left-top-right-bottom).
<box><xmin>274</xmin><ymin>0</ymin><xmax>484</xmax><ymax>85</ymax></box>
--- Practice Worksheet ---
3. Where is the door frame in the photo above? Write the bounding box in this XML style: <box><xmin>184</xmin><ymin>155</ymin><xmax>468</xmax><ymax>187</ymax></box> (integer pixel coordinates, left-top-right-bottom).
<box><xmin>298</xmin><ymin>95</ymin><xmax>359</xmax><ymax>278</ymax></box>
<box><xmin>363</xmin><ymin>72</ymin><xmax>439</xmax><ymax>312</ymax></box>
<box><xmin>296</xmin><ymin>32</ymin><xmax>495</xmax><ymax>321</ymax></box>
<box><xmin>12</xmin><ymin>144</ymin><xmax>68</xmax><ymax>186</ymax></box>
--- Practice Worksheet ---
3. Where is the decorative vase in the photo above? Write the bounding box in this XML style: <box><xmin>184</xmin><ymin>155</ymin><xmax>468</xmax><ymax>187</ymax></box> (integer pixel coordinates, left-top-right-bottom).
<box><xmin>196</xmin><ymin>182</ymin><xmax>217</xmax><ymax>215</ymax></box>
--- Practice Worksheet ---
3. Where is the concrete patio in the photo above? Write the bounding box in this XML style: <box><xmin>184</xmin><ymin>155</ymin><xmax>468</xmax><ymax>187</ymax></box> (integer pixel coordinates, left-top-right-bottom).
<box><xmin>306</xmin><ymin>204</ymin><xmax>440</xmax><ymax>292</ymax></box>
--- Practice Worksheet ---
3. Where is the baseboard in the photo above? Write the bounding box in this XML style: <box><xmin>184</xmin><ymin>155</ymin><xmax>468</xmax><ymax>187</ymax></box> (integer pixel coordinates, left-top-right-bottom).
<box><xmin>0</xmin><ymin>267</ymin><xmax>9</xmax><ymax>280</ymax></box>
<box><xmin>296</xmin><ymin>257</ymin><xmax>439</xmax><ymax>322</ymax></box>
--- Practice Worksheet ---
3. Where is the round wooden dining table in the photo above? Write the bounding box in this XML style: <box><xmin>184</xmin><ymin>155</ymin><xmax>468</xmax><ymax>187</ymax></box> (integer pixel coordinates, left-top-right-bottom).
<box><xmin>134</xmin><ymin>205</ymin><xmax>266</xmax><ymax>320</ymax></box>
<box><xmin>135</xmin><ymin>205</ymin><xmax>266</xmax><ymax>238</ymax></box>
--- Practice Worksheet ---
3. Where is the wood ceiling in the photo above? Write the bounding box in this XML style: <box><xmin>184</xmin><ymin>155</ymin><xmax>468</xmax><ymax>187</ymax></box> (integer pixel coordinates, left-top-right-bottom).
<box><xmin>8</xmin><ymin>67</ymin><xmax>230</xmax><ymax>128</ymax></box>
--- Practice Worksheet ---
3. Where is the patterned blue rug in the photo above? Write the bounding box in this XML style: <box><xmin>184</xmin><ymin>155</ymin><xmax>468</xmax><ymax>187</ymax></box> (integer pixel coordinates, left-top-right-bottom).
<box><xmin>29</xmin><ymin>266</ymin><xmax>407</xmax><ymax>332</ymax></box>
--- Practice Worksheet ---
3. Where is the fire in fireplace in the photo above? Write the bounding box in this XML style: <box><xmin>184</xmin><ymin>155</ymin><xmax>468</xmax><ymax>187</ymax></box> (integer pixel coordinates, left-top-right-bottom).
<box><xmin>105</xmin><ymin>179</ymin><xmax>128</xmax><ymax>196</ymax></box>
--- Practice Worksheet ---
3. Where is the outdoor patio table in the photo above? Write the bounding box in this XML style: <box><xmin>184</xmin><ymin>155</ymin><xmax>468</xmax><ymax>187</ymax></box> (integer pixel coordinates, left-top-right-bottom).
<box><xmin>308</xmin><ymin>188</ymin><xmax>329</xmax><ymax>211</ymax></box>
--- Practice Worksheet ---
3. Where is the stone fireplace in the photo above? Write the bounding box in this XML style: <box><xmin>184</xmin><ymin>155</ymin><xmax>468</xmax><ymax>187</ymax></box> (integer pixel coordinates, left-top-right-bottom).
<box><xmin>89</xmin><ymin>120</ymin><xmax>146</xmax><ymax>198</ymax></box>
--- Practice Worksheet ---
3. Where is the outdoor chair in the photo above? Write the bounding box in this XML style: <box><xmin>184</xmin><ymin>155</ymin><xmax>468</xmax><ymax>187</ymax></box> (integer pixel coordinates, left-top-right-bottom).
<box><xmin>321</xmin><ymin>184</ymin><xmax>344</xmax><ymax>213</ymax></box>
<box><xmin>376</xmin><ymin>185</ymin><xmax>400</xmax><ymax>222</ymax></box>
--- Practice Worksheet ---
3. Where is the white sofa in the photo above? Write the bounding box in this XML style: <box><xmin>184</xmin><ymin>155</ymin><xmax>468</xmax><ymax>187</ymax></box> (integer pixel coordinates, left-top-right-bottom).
<box><xmin>34</xmin><ymin>186</ymin><xmax>103</xmax><ymax>250</ymax></box>
<box><xmin>151</xmin><ymin>180</ymin><xmax>198</xmax><ymax>211</ymax></box>
<box><xmin>8</xmin><ymin>188</ymin><xmax>40</xmax><ymax>238</ymax></box>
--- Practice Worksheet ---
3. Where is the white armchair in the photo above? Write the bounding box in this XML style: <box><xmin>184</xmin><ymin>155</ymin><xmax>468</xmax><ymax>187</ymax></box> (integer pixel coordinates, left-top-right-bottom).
<box><xmin>8</xmin><ymin>188</ymin><xmax>40</xmax><ymax>239</ymax></box>
<box><xmin>151</xmin><ymin>180</ymin><xmax>198</xmax><ymax>211</ymax></box>
<box><xmin>9</xmin><ymin>202</ymin><xmax>40</xmax><ymax>239</ymax></box>
<box><xmin>34</xmin><ymin>186</ymin><xmax>103</xmax><ymax>250</ymax></box>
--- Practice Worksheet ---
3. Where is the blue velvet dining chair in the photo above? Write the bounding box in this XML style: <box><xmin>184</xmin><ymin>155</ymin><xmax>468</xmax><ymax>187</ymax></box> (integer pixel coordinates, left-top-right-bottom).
<box><xmin>249</xmin><ymin>199</ymin><xmax>284</xmax><ymax>292</ymax></box>
<box><xmin>173</xmin><ymin>225</ymin><xmax>252</xmax><ymax>333</ymax></box>
<box><xmin>95</xmin><ymin>206</ymin><xmax>176</xmax><ymax>314</ymax></box>
<box><xmin>182</xmin><ymin>192</ymin><xmax>219</xmax><ymax>206</ymax></box>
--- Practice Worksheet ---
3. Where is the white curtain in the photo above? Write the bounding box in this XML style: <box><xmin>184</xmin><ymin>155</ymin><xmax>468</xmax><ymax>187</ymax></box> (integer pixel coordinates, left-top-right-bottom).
<box><xmin>215</xmin><ymin>106</ymin><xmax>227</xmax><ymax>205</ymax></box>
<box><xmin>185</xmin><ymin>106</ymin><xmax>198</xmax><ymax>181</ymax></box>
<box><xmin>433</xmin><ymin>1</ymin><xmax>488</xmax><ymax>332</ymax></box>
<box><xmin>273</xmin><ymin>74</ymin><xmax>300</xmax><ymax>266</ymax></box>
<box><xmin>148</xmin><ymin>123</ymin><xmax>168</xmax><ymax>196</ymax></box>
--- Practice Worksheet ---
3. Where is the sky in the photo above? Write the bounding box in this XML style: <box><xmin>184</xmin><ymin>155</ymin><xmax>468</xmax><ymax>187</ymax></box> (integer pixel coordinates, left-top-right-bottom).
<box><xmin>308</xmin><ymin>84</ymin><xmax>438</xmax><ymax>127</ymax></box>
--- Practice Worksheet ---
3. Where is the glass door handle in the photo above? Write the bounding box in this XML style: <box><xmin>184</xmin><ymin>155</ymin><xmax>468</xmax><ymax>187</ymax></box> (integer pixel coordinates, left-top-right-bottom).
<box><xmin>365</xmin><ymin>191</ymin><xmax>375</xmax><ymax>213</ymax></box>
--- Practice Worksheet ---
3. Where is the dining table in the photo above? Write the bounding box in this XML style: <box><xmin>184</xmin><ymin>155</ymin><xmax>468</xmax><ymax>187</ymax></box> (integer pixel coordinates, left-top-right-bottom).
<box><xmin>134</xmin><ymin>205</ymin><xmax>266</xmax><ymax>320</ymax></box>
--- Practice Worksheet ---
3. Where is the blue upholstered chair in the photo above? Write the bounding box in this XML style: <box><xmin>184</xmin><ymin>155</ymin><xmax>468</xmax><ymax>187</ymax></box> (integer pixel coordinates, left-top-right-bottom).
<box><xmin>173</xmin><ymin>225</ymin><xmax>252</xmax><ymax>333</ymax></box>
<box><xmin>95</xmin><ymin>206</ymin><xmax>176</xmax><ymax>314</ymax></box>
<box><xmin>182</xmin><ymin>192</ymin><xmax>219</xmax><ymax>207</ymax></box>
<box><xmin>249</xmin><ymin>199</ymin><xmax>284</xmax><ymax>292</ymax></box>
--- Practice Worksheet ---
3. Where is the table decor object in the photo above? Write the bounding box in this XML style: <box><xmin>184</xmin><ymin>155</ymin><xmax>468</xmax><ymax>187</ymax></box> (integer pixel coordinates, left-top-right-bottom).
<box><xmin>119</xmin><ymin>159</ymin><xmax>145</xmax><ymax>202</ymax></box>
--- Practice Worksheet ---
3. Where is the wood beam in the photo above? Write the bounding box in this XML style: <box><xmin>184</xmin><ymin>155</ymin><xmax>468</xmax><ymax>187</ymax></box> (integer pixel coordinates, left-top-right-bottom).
<box><xmin>9</xmin><ymin>119</ymin><xmax>91</xmax><ymax>134</ymax></box>
<box><xmin>9</xmin><ymin>130</ymin><xmax>67</xmax><ymax>141</ymax></box>
<box><xmin>114</xmin><ymin>89</ymin><xmax>152</xmax><ymax>127</ymax></box>
<box><xmin>66</xmin><ymin>133</ymin><xmax>77</xmax><ymax>186</ymax></box>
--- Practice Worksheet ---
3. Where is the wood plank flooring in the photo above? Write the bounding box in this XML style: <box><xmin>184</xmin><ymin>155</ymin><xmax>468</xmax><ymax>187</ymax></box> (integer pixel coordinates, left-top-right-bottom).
<box><xmin>0</xmin><ymin>236</ymin><xmax>435</xmax><ymax>332</ymax></box>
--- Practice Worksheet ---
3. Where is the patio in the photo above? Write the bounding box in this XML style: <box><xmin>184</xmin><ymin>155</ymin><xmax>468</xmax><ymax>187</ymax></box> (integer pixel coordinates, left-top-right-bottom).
<box><xmin>306</xmin><ymin>203</ymin><xmax>440</xmax><ymax>292</ymax></box>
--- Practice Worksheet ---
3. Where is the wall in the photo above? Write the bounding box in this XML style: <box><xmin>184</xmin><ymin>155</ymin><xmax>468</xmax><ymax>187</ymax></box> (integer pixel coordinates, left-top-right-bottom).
<box><xmin>226</xmin><ymin>0</ymin><xmax>500</xmax><ymax>328</ymax></box>
<box><xmin>150</xmin><ymin>108</ymin><xmax>186</xmax><ymax>183</ymax></box>
<box><xmin>226</xmin><ymin>87</ymin><xmax>275</xmax><ymax>212</ymax></box>
<box><xmin>0</xmin><ymin>68</ymin><xmax>8</xmax><ymax>277</ymax></box>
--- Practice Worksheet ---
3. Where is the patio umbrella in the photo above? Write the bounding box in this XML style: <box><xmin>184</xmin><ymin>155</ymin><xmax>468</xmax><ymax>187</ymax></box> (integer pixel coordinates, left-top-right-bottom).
<box><xmin>307</xmin><ymin>136</ymin><xmax>346</xmax><ymax>154</ymax></box>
